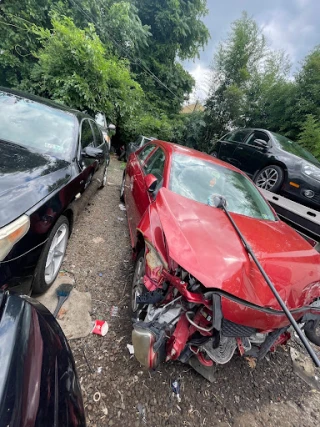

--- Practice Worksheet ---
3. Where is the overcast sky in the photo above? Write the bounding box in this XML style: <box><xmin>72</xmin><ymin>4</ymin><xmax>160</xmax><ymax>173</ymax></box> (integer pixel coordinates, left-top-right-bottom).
<box><xmin>186</xmin><ymin>0</ymin><xmax>320</xmax><ymax>101</ymax></box>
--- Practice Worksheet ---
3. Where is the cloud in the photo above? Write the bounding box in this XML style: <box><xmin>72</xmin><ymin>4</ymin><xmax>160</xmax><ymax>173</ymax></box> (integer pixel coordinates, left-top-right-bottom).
<box><xmin>295</xmin><ymin>0</ymin><xmax>310</xmax><ymax>7</ymax></box>
<box><xmin>260</xmin><ymin>7</ymin><xmax>316</xmax><ymax>66</ymax></box>
<box><xmin>188</xmin><ymin>65</ymin><xmax>211</xmax><ymax>103</ymax></box>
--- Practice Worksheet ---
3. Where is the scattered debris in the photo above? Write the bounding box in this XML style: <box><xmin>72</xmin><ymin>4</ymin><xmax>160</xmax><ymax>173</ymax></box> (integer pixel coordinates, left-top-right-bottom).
<box><xmin>92</xmin><ymin>237</ymin><xmax>105</xmax><ymax>244</ymax></box>
<box><xmin>245</xmin><ymin>356</ymin><xmax>257</xmax><ymax>369</ymax></box>
<box><xmin>172</xmin><ymin>379</ymin><xmax>182</xmax><ymax>403</ymax></box>
<box><xmin>117</xmin><ymin>217</ymin><xmax>124</xmax><ymax>221</ymax></box>
<box><xmin>57</xmin><ymin>307</ymin><xmax>67</xmax><ymax>320</ymax></box>
<box><xmin>119</xmin><ymin>203</ymin><xmax>126</xmax><ymax>211</ymax></box>
<box><xmin>290</xmin><ymin>347</ymin><xmax>320</xmax><ymax>390</ymax></box>
<box><xmin>102</xmin><ymin>406</ymin><xmax>108</xmax><ymax>416</ymax></box>
<box><xmin>98</xmin><ymin>272</ymin><xmax>103</xmax><ymax>277</ymax></box>
<box><xmin>111</xmin><ymin>306</ymin><xmax>119</xmax><ymax>317</ymax></box>
<box><xmin>92</xmin><ymin>320</ymin><xmax>109</xmax><ymax>336</ymax></box>
<box><xmin>82</xmin><ymin>346</ymin><xmax>94</xmax><ymax>374</ymax></box>
<box><xmin>127</xmin><ymin>344</ymin><xmax>134</xmax><ymax>355</ymax></box>
<box><xmin>97</xmin><ymin>367</ymin><xmax>103</xmax><ymax>374</ymax></box>
<box><xmin>93</xmin><ymin>392</ymin><xmax>101</xmax><ymax>402</ymax></box>
<box><xmin>136</xmin><ymin>403</ymin><xmax>146</xmax><ymax>424</ymax></box>
<box><xmin>235</xmin><ymin>395</ymin><xmax>240</xmax><ymax>404</ymax></box>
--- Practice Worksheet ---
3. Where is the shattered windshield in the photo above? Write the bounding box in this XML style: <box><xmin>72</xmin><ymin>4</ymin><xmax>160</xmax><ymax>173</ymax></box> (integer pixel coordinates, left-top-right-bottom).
<box><xmin>169</xmin><ymin>153</ymin><xmax>276</xmax><ymax>221</ymax></box>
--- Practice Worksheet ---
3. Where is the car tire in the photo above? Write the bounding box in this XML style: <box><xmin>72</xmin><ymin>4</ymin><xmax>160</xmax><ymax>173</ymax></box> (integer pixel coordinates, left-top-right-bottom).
<box><xmin>131</xmin><ymin>249</ymin><xmax>147</xmax><ymax>319</ymax></box>
<box><xmin>32</xmin><ymin>216</ymin><xmax>69</xmax><ymax>294</ymax></box>
<box><xmin>254</xmin><ymin>165</ymin><xmax>284</xmax><ymax>193</ymax></box>
<box><xmin>99</xmin><ymin>164</ymin><xmax>108</xmax><ymax>189</ymax></box>
<box><xmin>304</xmin><ymin>319</ymin><xmax>320</xmax><ymax>346</ymax></box>
<box><xmin>120</xmin><ymin>173</ymin><xmax>125</xmax><ymax>202</ymax></box>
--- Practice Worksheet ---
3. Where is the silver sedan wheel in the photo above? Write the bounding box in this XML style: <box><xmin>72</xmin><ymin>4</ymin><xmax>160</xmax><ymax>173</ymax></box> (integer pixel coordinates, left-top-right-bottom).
<box><xmin>132</xmin><ymin>255</ymin><xmax>145</xmax><ymax>313</ymax></box>
<box><xmin>255</xmin><ymin>167</ymin><xmax>279</xmax><ymax>190</ymax></box>
<box><xmin>45</xmin><ymin>223</ymin><xmax>69</xmax><ymax>284</ymax></box>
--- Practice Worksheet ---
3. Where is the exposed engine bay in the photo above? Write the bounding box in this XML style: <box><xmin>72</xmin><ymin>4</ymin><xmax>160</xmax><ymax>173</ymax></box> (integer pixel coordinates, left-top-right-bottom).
<box><xmin>130</xmin><ymin>252</ymin><xmax>320</xmax><ymax>381</ymax></box>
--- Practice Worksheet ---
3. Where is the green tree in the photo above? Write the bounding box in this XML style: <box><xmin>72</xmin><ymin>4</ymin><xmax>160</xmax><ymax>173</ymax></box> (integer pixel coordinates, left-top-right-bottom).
<box><xmin>298</xmin><ymin>115</ymin><xmax>320</xmax><ymax>158</ymax></box>
<box><xmin>204</xmin><ymin>12</ymin><xmax>290</xmax><ymax>147</ymax></box>
<box><xmin>0</xmin><ymin>1</ymin><xmax>151</xmax><ymax>87</ymax></box>
<box><xmin>132</xmin><ymin>0</ymin><xmax>210</xmax><ymax>114</ymax></box>
<box><xmin>24</xmin><ymin>16</ymin><xmax>142</xmax><ymax>123</ymax></box>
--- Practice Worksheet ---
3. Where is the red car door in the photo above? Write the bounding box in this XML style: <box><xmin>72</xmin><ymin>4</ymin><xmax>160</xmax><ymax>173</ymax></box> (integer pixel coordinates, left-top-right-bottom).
<box><xmin>125</xmin><ymin>144</ymin><xmax>157</xmax><ymax>244</ymax></box>
<box><xmin>126</xmin><ymin>144</ymin><xmax>166</xmax><ymax>247</ymax></box>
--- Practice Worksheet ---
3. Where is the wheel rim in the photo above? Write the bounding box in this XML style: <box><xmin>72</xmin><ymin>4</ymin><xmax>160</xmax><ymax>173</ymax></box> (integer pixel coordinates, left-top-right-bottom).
<box><xmin>131</xmin><ymin>255</ymin><xmax>145</xmax><ymax>313</ymax></box>
<box><xmin>45</xmin><ymin>223</ymin><xmax>69</xmax><ymax>284</ymax></box>
<box><xmin>102</xmin><ymin>166</ymin><xmax>108</xmax><ymax>186</ymax></box>
<box><xmin>256</xmin><ymin>168</ymin><xmax>279</xmax><ymax>190</ymax></box>
<box><xmin>120</xmin><ymin>176</ymin><xmax>125</xmax><ymax>198</ymax></box>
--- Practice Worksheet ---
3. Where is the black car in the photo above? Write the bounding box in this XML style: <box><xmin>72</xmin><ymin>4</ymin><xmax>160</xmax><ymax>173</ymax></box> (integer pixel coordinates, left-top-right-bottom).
<box><xmin>0</xmin><ymin>88</ymin><xmax>109</xmax><ymax>294</ymax></box>
<box><xmin>211</xmin><ymin>128</ymin><xmax>320</xmax><ymax>209</ymax></box>
<box><xmin>125</xmin><ymin>135</ymin><xmax>156</xmax><ymax>161</ymax></box>
<box><xmin>0</xmin><ymin>290</ymin><xmax>86</xmax><ymax>426</ymax></box>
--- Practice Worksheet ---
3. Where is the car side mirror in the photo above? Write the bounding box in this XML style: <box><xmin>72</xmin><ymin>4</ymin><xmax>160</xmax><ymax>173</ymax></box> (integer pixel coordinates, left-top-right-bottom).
<box><xmin>254</xmin><ymin>139</ymin><xmax>268</xmax><ymax>147</ymax></box>
<box><xmin>144</xmin><ymin>174</ymin><xmax>158</xmax><ymax>193</ymax></box>
<box><xmin>82</xmin><ymin>146</ymin><xmax>104</xmax><ymax>159</ymax></box>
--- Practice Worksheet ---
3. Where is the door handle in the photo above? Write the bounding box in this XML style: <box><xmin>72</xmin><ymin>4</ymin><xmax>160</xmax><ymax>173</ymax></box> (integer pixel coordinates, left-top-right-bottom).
<box><xmin>237</xmin><ymin>147</ymin><xmax>244</xmax><ymax>150</ymax></box>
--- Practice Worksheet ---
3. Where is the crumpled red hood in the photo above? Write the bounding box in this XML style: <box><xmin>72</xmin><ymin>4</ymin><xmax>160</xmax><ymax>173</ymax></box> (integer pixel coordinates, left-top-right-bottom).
<box><xmin>155</xmin><ymin>188</ymin><xmax>320</xmax><ymax>309</ymax></box>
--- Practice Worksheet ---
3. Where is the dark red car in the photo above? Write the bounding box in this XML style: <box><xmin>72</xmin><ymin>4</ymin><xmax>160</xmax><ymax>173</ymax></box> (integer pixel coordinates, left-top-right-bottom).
<box><xmin>121</xmin><ymin>140</ymin><xmax>320</xmax><ymax>380</ymax></box>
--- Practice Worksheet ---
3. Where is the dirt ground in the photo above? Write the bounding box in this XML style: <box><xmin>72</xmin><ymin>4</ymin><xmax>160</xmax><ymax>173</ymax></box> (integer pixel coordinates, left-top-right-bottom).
<box><xmin>64</xmin><ymin>157</ymin><xmax>320</xmax><ymax>427</ymax></box>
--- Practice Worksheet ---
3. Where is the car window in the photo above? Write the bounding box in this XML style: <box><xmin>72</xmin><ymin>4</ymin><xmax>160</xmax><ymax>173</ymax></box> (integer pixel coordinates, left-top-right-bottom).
<box><xmin>169</xmin><ymin>153</ymin><xmax>276</xmax><ymax>221</ymax></box>
<box><xmin>221</xmin><ymin>132</ymin><xmax>232</xmax><ymax>141</ymax></box>
<box><xmin>135</xmin><ymin>136</ymin><xmax>143</xmax><ymax>146</ymax></box>
<box><xmin>137</xmin><ymin>144</ymin><xmax>156</xmax><ymax>164</ymax></box>
<box><xmin>0</xmin><ymin>91</ymin><xmax>76</xmax><ymax>160</ymax></box>
<box><xmin>90</xmin><ymin>120</ymin><xmax>104</xmax><ymax>147</ymax></box>
<box><xmin>144</xmin><ymin>148</ymin><xmax>165</xmax><ymax>182</ymax></box>
<box><xmin>226</xmin><ymin>129</ymin><xmax>252</xmax><ymax>143</ymax></box>
<box><xmin>80</xmin><ymin>120</ymin><xmax>95</xmax><ymax>149</ymax></box>
<box><xmin>246</xmin><ymin>131</ymin><xmax>269</xmax><ymax>147</ymax></box>
<box><xmin>141</xmin><ymin>137</ymin><xmax>152</xmax><ymax>147</ymax></box>
<box><xmin>95</xmin><ymin>113</ymin><xmax>106</xmax><ymax>128</ymax></box>
<box><xmin>271</xmin><ymin>132</ymin><xmax>319</xmax><ymax>163</ymax></box>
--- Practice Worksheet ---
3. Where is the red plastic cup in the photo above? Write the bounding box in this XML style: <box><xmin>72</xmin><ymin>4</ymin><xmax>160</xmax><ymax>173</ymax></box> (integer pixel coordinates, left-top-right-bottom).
<box><xmin>92</xmin><ymin>320</ymin><xmax>109</xmax><ymax>336</ymax></box>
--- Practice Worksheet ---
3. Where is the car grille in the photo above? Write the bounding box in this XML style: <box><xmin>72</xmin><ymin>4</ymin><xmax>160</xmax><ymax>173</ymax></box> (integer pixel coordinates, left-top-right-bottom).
<box><xmin>222</xmin><ymin>319</ymin><xmax>256</xmax><ymax>337</ymax></box>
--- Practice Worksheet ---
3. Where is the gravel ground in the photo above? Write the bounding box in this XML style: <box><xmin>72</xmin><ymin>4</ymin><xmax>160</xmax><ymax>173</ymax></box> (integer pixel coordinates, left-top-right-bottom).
<box><xmin>64</xmin><ymin>157</ymin><xmax>320</xmax><ymax>427</ymax></box>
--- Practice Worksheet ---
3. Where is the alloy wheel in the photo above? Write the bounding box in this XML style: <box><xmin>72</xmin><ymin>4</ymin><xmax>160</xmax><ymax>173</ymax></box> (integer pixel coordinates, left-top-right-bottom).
<box><xmin>45</xmin><ymin>223</ymin><xmax>69</xmax><ymax>284</ymax></box>
<box><xmin>255</xmin><ymin>167</ymin><xmax>279</xmax><ymax>191</ymax></box>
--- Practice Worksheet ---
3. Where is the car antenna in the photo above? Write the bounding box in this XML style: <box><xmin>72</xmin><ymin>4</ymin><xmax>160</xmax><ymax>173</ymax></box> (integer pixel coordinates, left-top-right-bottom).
<box><xmin>212</xmin><ymin>194</ymin><xmax>320</xmax><ymax>367</ymax></box>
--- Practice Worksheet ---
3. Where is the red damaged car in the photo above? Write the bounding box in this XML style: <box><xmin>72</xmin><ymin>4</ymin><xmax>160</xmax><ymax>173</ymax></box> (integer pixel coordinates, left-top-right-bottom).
<box><xmin>121</xmin><ymin>140</ymin><xmax>320</xmax><ymax>381</ymax></box>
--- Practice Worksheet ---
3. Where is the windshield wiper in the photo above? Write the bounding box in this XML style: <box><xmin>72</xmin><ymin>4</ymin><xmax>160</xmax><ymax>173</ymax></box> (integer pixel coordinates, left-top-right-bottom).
<box><xmin>212</xmin><ymin>194</ymin><xmax>320</xmax><ymax>368</ymax></box>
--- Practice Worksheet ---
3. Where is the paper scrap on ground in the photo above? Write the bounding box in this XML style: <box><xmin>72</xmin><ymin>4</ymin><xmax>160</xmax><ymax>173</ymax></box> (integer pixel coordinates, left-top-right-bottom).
<box><xmin>127</xmin><ymin>344</ymin><xmax>134</xmax><ymax>355</ymax></box>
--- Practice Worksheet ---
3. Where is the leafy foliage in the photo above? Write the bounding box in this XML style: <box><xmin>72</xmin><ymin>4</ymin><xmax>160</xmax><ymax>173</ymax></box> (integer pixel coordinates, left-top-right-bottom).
<box><xmin>204</xmin><ymin>12</ymin><xmax>291</xmax><ymax>149</ymax></box>
<box><xmin>0</xmin><ymin>0</ymin><xmax>210</xmax><ymax>146</ymax></box>
<box><xmin>298</xmin><ymin>115</ymin><xmax>320</xmax><ymax>157</ymax></box>
<box><xmin>202</xmin><ymin>12</ymin><xmax>320</xmax><ymax>160</ymax></box>
<box><xmin>23</xmin><ymin>16</ymin><xmax>142</xmax><ymax>122</ymax></box>
<box><xmin>132</xmin><ymin>0</ymin><xmax>209</xmax><ymax>114</ymax></box>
